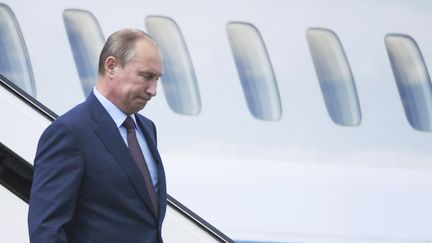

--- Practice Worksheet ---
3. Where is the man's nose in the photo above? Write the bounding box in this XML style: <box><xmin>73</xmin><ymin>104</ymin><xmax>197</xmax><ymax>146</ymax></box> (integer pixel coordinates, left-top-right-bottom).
<box><xmin>147</xmin><ymin>82</ymin><xmax>157</xmax><ymax>97</ymax></box>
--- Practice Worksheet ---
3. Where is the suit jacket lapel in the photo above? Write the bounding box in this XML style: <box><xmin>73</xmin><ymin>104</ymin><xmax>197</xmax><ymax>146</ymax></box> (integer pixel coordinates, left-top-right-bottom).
<box><xmin>135</xmin><ymin>116</ymin><xmax>167</xmax><ymax>220</ymax></box>
<box><xmin>135</xmin><ymin>117</ymin><xmax>162</xmax><ymax>163</ymax></box>
<box><xmin>85</xmin><ymin>93</ymin><xmax>158</xmax><ymax>218</ymax></box>
<box><xmin>156</xmin><ymin>161</ymin><xmax>167</xmax><ymax>221</ymax></box>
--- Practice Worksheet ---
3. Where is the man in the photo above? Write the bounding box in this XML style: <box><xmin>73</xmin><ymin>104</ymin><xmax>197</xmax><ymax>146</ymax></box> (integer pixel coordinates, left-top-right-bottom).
<box><xmin>28</xmin><ymin>29</ymin><xmax>167</xmax><ymax>243</ymax></box>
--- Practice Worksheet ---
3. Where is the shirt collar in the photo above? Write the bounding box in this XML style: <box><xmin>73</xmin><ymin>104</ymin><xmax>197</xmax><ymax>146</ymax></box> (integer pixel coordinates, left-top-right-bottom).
<box><xmin>93</xmin><ymin>87</ymin><xmax>137</xmax><ymax>128</ymax></box>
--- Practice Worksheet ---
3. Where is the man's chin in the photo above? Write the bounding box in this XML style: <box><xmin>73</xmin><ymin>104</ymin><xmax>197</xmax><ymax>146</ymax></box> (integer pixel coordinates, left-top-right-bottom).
<box><xmin>134</xmin><ymin>103</ymin><xmax>147</xmax><ymax>113</ymax></box>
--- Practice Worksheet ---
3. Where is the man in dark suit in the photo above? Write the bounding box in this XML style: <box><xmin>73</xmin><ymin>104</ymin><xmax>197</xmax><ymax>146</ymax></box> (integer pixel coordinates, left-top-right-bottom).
<box><xmin>28</xmin><ymin>29</ymin><xmax>167</xmax><ymax>243</ymax></box>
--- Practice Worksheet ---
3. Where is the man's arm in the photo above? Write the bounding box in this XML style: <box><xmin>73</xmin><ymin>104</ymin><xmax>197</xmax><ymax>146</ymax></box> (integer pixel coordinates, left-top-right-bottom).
<box><xmin>28</xmin><ymin>120</ymin><xmax>84</xmax><ymax>243</ymax></box>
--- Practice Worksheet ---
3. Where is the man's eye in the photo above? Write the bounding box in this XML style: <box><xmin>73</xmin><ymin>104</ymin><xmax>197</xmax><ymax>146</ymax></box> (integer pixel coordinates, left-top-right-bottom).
<box><xmin>140</xmin><ymin>73</ymin><xmax>158</xmax><ymax>80</ymax></box>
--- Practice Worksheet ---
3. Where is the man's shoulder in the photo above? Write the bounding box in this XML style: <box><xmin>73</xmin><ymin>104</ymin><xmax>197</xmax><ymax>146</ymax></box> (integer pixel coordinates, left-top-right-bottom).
<box><xmin>56</xmin><ymin>101</ymin><xmax>89</xmax><ymax>123</ymax></box>
<box><xmin>47</xmin><ymin>97</ymin><xmax>96</xmax><ymax>134</ymax></box>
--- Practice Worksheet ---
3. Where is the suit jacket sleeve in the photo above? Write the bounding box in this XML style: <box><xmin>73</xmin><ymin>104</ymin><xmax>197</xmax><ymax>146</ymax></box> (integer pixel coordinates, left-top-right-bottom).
<box><xmin>28</xmin><ymin>120</ymin><xmax>84</xmax><ymax>243</ymax></box>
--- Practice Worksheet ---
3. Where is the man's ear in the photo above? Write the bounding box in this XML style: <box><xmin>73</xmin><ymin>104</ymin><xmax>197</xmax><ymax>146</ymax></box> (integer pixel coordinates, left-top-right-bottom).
<box><xmin>105</xmin><ymin>56</ymin><xmax>118</xmax><ymax>76</ymax></box>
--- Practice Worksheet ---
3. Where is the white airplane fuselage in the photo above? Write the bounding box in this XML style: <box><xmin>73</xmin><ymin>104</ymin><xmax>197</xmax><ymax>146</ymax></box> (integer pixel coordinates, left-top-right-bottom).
<box><xmin>0</xmin><ymin>0</ymin><xmax>432</xmax><ymax>242</ymax></box>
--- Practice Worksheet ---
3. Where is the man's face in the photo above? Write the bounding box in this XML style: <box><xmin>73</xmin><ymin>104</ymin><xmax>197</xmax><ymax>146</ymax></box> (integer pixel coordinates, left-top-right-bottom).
<box><xmin>111</xmin><ymin>39</ymin><xmax>163</xmax><ymax>114</ymax></box>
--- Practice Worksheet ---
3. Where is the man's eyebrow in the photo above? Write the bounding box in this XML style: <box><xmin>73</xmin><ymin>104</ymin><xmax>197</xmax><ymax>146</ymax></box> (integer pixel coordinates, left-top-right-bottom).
<box><xmin>138</xmin><ymin>71</ymin><xmax>163</xmax><ymax>77</ymax></box>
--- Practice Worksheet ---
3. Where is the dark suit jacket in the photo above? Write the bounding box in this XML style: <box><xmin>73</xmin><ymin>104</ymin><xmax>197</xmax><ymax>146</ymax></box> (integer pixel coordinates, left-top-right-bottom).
<box><xmin>28</xmin><ymin>92</ymin><xmax>167</xmax><ymax>243</ymax></box>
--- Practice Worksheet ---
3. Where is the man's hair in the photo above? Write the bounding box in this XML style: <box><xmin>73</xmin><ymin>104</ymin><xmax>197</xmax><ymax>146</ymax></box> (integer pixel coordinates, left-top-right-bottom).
<box><xmin>98</xmin><ymin>29</ymin><xmax>153</xmax><ymax>75</ymax></box>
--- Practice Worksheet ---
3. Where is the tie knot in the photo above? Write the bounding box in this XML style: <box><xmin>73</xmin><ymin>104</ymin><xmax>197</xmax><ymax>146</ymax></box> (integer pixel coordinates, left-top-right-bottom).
<box><xmin>123</xmin><ymin>116</ymin><xmax>136</xmax><ymax>132</ymax></box>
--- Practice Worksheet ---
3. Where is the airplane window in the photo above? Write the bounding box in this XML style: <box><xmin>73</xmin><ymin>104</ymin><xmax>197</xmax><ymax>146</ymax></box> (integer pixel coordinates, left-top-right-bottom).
<box><xmin>306</xmin><ymin>28</ymin><xmax>361</xmax><ymax>126</ymax></box>
<box><xmin>0</xmin><ymin>4</ymin><xmax>36</xmax><ymax>97</ymax></box>
<box><xmin>226</xmin><ymin>22</ymin><xmax>282</xmax><ymax>121</ymax></box>
<box><xmin>63</xmin><ymin>9</ymin><xmax>104</xmax><ymax>97</ymax></box>
<box><xmin>385</xmin><ymin>34</ymin><xmax>432</xmax><ymax>132</ymax></box>
<box><xmin>146</xmin><ymin>16</ymin><xmax>201</xmax><ymax>115</ymax></box>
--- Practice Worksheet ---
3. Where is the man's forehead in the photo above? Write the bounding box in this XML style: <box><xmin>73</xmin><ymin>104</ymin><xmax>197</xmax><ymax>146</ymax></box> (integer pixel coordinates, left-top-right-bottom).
<box><xmin>131</xmin><ymin>60</ymin><xmax>163</xmax><ymax>76</ymax></box>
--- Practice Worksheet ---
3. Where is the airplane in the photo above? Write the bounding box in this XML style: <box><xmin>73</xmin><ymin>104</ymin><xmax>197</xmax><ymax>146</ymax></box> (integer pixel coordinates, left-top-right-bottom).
<box><xmin>1</xmin><ymin>0</ymin><xmax>432</xmax><ymax>242</ymax></box>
